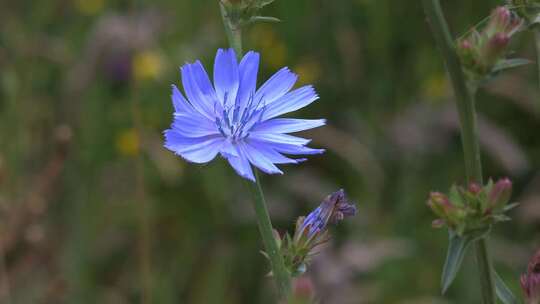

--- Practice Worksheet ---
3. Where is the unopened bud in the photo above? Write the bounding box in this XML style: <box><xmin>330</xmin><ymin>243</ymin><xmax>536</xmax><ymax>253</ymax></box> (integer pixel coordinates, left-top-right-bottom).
<box><xmin>487</xmin><ymin>178</ymin><xmax>512</xmax><ymax>211</ymax></box>
<box><xmin>427</xmin><ymin>192</ymin><xmax>452</xmax><ymax>218</ymax></box>
<box><xmin>468</xmin><ymin>182</ymin><xmax>482</xmax><ymax>194</ymax></box>
<box><xmin>300</xmin><ymin>189</ymin><xmax>356</xmax><ymax>238</ymax></box>
<box><xmin>483</xmin><ymin>33</ymin><xmax>510</xmax><ymax>67</ymax></box>
<box><xmin>521</xmin><ymin>249</ymin><xmax>540</xmax><ymax>304</ymax></box>
<box><xmin>490</xmin><ymin>7</ymin><xmax>512</xmax><ymax>33</ymax></box>
<box><xmin>292</xmin><ymin>276</ymin><xmax>315</xmax><ymax>301</ymax></box>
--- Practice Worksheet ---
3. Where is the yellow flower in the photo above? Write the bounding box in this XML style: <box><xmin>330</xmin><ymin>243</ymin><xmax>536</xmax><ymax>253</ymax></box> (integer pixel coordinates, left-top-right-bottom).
<box><xmin>250</xmin><ymin>24</ymin><xmax>287</xmax><ymax>69</ymax></box>
<box><xmin>74</xmin><ymin>0</ymin><xmax>104</xmax><ymax>15</ymax></box>
<box><xmin>133</xmin><ymin>50</ymin><xmax>163</xmax><ymax>82</ymax></box>
<box><xmin>294</xmin><ymin>59</ymin><xmax>321</xmax><ymax>85</ymax></box>
<box><xmin>116</xmin><ymin>129</ymin><xmax>140</xmax><ymax>156</ymax></box>
<box><xmin>423</xmin><ymin>74</ymin><xmax>448</xmax><ymax>101</ymax></box>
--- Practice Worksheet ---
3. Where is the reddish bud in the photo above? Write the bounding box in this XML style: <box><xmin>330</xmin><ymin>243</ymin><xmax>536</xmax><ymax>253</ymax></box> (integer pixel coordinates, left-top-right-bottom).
<box><xmin>427</xmin><ymin>192</ymin><xmax>453</xmax><ymax>218</ymax></box>
<box><xmin>293</xmin><ymin>276</ymin><xmax>315</xmax><ymax>300</ymax></box>
<box><xmin>468</xmin><ymin>182</ymin><xmax>482</xmax><ymax>194</ymax></box>
<box><xmin>487</xmin><ymin>178</ymin><xmax>512</xmax><ymax>211</ymax></box>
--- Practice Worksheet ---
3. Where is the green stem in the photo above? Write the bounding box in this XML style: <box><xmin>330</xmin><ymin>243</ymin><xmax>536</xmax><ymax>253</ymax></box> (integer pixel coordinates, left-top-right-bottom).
<box><xmin>218</xmin><ymin>2</ymin><xmax>291</xmax><ymax>298</ymax></box>
<box><xmin>219</xmin><ymin>2</ymin><xmax>243</xmax><ymax>59</ymax></box>
<box><xmin>535</xmin><ymin>28</ymin><xmax>540</xmax><ymax>92</ymax></box>
<box><xmin>248</xmin><ymin>171</ymin><xmax>292</xmax><ymax>299</ymax></box>
<box><xmin>422</xmin><ymin>1</ymin><xmax>495</xmax><ymax>303</ymax></box>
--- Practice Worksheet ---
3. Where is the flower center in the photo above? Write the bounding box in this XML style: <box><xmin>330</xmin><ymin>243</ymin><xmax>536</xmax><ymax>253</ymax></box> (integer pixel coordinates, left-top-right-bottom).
<box><xmin>214</xmin><ymin>92</ymin><xmax>266</xmax><ymax>143</ymax></box>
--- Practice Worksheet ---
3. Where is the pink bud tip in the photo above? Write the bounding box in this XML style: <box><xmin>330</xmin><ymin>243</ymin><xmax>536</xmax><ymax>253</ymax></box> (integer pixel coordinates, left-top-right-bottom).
<box><xmin>293</xmin><ymin>277</ymin><xmax>315</xmax><ymax>299</ymax></box>
<box><xmin>468</xmin><ymin>182</ymin><xmax>481</xmax><ymax>194</ymax></box>
<box><xmin>489</xmin><ymin>33</ymin><xmax>510</xmax><ymax>48</ymax></box>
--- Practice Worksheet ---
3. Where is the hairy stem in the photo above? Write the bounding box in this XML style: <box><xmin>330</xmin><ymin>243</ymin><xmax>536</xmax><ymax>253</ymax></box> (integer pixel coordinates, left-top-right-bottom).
<box><xmin>218</xmin><ymin>2</ymin><xmax>291</xmax><ymax>298</ymax></box>
<box><xmin>219</xmin><ymin>2</ymin><xmax>243</xmax><ymax>59</ymax></box>
<box><xmin>422</xmin><ymin>0</ymin><xmax>495</xmax><ymax>303</ymax></box>
<box><xmin>249</xmin><ymin>171</ymin><xmax>292</xmax><ymax>299</ymax></box>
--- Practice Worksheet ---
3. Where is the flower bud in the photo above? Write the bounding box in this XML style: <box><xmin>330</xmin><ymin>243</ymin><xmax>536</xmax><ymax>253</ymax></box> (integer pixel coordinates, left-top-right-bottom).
<box><xmin>468</xmin><ymin>182</ymin><xmax>482</xmax><ymax>194</ymax></box>
<box><xmin>487</xmin><ymin>177</ymin><xmax>512</xmax><ymax>211</ymax></box>
<box><xmin>457</xmin><ymin>6</ymin><xmax>523</xmax><ymax>77</ymax></box>
<box><xmin>488</xmin><ymin>7</ymin><xmax>512</xmax><ymax>33</ymax></box>
<box><xmin>300</xmin><ymin>189</ymin><xmax>356</xmax><ymax>238</ymax></box>
<box><xmin>521</xmin><ymin>249</ymin><xmax>540</xmax><ymax>304</ymax></box>
<box><xmin>291</xmin><ymin>276</ymin><xmax>315</xmax><ymax>303</ymax></box>
<box><xmin>427</xmin><ymin>192</ymin><xmax>452</xmax><ymax>219</ymax></box>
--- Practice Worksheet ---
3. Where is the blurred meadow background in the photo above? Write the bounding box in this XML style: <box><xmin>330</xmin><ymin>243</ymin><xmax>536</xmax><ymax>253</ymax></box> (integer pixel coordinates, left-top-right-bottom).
<box><xmin>1</xmin><ymin>0</ymin><xmax>540</xmax><ymax>303</ymax></box>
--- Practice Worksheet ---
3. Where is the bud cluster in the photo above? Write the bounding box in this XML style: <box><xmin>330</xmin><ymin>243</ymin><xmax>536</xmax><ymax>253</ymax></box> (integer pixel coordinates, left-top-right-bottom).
<box><xmin>521</xmin><ymin>249</ymin><xmax>540</xmax><ymax>304</ymax></box>
<box><xmin>264</xmin><ymin>190</ymin><xmax>357</xmax><ymax>276</ymax></box>
<box><xmin>457</xmin><ymin>6</ymin><xmax>523</xmax><ymax>79</ymax></box>
<box><xmin>220</xmin><ymin>0</ymin><xmax>279</xmax><ymax>29</ymax></box>
<box><xmin>427</xmin><ymin>178</ymin><xmax>516</xmax><ymax>236</ymax></box>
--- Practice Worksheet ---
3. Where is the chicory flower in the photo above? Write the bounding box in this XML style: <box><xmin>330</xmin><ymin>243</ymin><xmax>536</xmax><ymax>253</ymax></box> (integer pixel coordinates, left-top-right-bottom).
<box><xmin>164</xmin><ymin>48</ymin><xmax>325</xmax><ymax>181</ymax></box>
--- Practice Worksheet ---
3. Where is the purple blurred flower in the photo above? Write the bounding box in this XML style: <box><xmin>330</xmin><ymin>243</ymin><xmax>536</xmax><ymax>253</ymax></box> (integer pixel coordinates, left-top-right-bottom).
<box><xmin>164</xmin><ymin>48</ymin><xmax>325</xmax><ymax>181</ymax></box>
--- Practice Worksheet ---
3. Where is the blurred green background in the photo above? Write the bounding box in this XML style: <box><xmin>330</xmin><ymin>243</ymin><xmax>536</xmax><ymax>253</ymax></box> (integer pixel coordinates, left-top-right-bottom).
<box><xmin>1</xmin><ymin>0</ymin><xmax>540</xmax><ymax>303</ymax></box>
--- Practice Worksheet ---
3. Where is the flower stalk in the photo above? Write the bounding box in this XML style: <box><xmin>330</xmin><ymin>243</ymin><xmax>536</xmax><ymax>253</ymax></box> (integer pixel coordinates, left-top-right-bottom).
<box><xmin>536</xmin><ymin>29</ymin><xmax>540</xmax><ymax>90</ymax></box>
<box><xmin>248</xmin><ymin>171</ymin><xmax>292</xmax><ymax>298</ymax></box>
<box><xmin>218</xmin><ymin>2</ymin><xmax>292</xmax><ymax>298</ymax></box>
<box><xmin>219</xmin><ymin>2</ymin><xmax>243</xmax><ymax>59</ymax></box>
<box><xmin>422</xmin><ymin>0</ymin><xmax>495</xmax><ymax>303</ymax></box>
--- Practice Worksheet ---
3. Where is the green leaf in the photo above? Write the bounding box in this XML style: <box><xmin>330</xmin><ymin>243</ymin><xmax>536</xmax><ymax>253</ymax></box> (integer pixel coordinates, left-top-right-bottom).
<box><xmin>494</xmin><ymin>270</ymin><xmax>521</xmax><ymax>304</ymax></box>
<box><xmin>492</xmin><ymin>58</ymin><xmax>531</xmax><ymax>73</ymax></box>
<box><xmin>503</xmin><ymin>202</ymin><xmax>520</xmax><ymax>212</ymax></box>
<box><xmin>441</xmin><ymin>228</ymin><xmax>489</xmax><ymax>294</ymax></box>
<box><xmin>441</xmin><ymin>231</ymin><xmax>474</xmax><ymax>294</ymax></box>
<box><xmin>249</xmin><ymin>16</ymin><xmax>281</xmax><ymax>24</ymax></box>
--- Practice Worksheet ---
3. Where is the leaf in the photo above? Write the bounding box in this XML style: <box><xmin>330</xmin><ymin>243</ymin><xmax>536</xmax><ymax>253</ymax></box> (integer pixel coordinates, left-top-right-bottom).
<box><xmin>494</xmin><ymin>270</ymin><xmax>521</xmax><ymax>304</ymax></box>
<box><xmin>503</xmin><ymin>202</ymin><xmax>520</xmax><ymax>212</ymax></box>
<box><xmin>249</xmin><ymin>16</ymin><xmax>281</xmax><ymax>24</ymax></box>
<box><xmin>441</xmin><ymin>228</ymin><xmax>490</xmax><ymax>294</ymax></box>
<box><xmin>492</xmin><ymin>58</ymin><xmax>531</xmax><ymax>73</ymax></box>
<box><xmin>441</xmin><ymin>231</ymin><xmax>474</xmax><ymax>294</ymax></box>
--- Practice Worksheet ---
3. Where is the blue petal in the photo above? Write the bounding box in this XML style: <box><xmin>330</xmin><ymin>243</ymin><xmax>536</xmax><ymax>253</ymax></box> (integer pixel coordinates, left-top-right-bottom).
<box><xmin>261</xmin><ymin>85</ymin><xmax>319</xmax><ymax>120</ymax></box>
<box><xmin>220</xmin><ymin>141</ymin><xmax>239</xmax><ymax>158</ymax></box>
<box><xmin>251</xmin><ymin>118</ymin><xmax>326</xmax><ymax>134</ymax></box>
<box><xmin>241</xmin><ymin>143</ymin><xmax>283</xmax><ymax>175</ymax></box>
<box><xmin>172</xmin><ymin>114</ymin><xmax>219</xmax><ymax>138</ymax></box>
<box><xmin>171</xmin><ymin>85</ymin><xmax>195</xmax><ymax>115</ymax></box>
<box><xmin>223</xmin><ymin>147</ymin><xmax>255</xmax><ymax>182</ymax></box>
<box><xmin>254</xmin><ymin>67</ymin><xmax>297</xmax><ymax>105</ymax></box>
<box><xmin>249</xmin><ymin>133</ymin><xmax>312</xmax><ymax>146</ymax></box>
<box><xmin>245</xmin><ymin>139</ymin><xmax>304</xmax><ymax>164</ymax></box>
<box><xmin>236</xmin><ymin>51</ymin><xmax>260</xmax><ymax>110</ymax></box>
<box><xmin>213</xmin><ymin>48</ymin><xmax>239</xmax><ymax>105</ymax></box>
<box><xmin>249</xmin><ymin>138</ymin><xmax>325</xmax><ymax>155</ymax></box>
<box><xmin>181</xmin><ymin>64</ymin><xmax>216</xmax><ymax>119</ymax></box>
<box><xmin>191</xmin><ymin>60</ymin><xmax>220</xmax><ymax>104</ymax></box>
<box><xmin>164</xmin><ymin>130</ymin><xmax>224</xmax><ymax>163</ymax></box>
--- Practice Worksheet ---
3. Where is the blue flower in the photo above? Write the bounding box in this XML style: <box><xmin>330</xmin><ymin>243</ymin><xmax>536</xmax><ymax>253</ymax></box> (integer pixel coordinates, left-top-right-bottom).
<box><xmin>164</xmin><ymin>48</ymin><xmax>325</xmax><ymax>181</ymax></box>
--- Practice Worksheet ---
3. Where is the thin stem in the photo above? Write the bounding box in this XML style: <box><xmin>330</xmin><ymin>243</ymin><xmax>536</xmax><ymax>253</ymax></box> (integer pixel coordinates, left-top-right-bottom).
<box><xmin>219</xmin><ymin>2</ymin><xmax>243</xmax><ymax>59</ymax></box>
<box><xmin>248</xmin><ymin>171</ymin><xmax>292</xmax><ymax>299</ymax></box>
<box><xmin>535</xmin><ymin>28</ymin><xmax>540</xmax><ymax>92</ymax></box>
<box><xmin>218</xmin><ymin>2</ymin><xmax>291</xmax><ymax>298</ymax></box>
<box><xmin>422</xmin><ymin>1</ymin><xmax>495</xmax><ymax>303</ymax></box>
